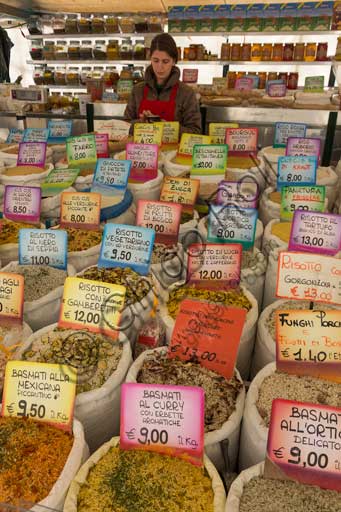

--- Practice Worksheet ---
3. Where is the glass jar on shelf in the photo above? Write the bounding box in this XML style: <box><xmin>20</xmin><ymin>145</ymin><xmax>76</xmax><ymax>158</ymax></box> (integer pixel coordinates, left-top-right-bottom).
<box><xmin>68</xmin><ymin>41</ymin><xmax>81</xmax><ymax>60</ymax></box>
<box><xmin>227</xmin><ymin>71</ymin><xmax>237</xmax><ymax>88</ymax></box>
<box><xmin>79</xmin><ymin>16</ymin><xmax>91</xmax><ymax>34</ymax></box>
<box><xmin>283</xmin><ymin>43</ymin><xmax>294</xmax><ymax>61</ymax></box>
<box><xmin>135</xmin><ymin>16</ymin><xmax>149</xmax><ymax>33</ymax></box>
<box><xmin>272</xmin><ymin>43</ymin><xmax>284</xmax><ymax>61</ymax></box>
<box><xmin>54</xmin><ymin>66</ymin><xmax>67</xmax><ymax>85</ymax></box>
<box><xmin>183</xmin><ymin>48</ymin><xmax>190</xmax><ymax>60</ymax></box>
<box><xmin>288</xmin><ymin>72</ymin><xmax>299</xmax><ymax>90</ymax></box>
<box><xmin>107</xmin><ymin>40</ymin><xmax>119</xmax><ymax>60</ymax></box>
<box><xmin>43</xmin><ymin>67</ymin><xmax>55</xmax><ymax>85</ymax></box>
<box><xmin>120</xmin><ymin>38</ymin><xmax>133</xmax><ymax>59</ymax></box>
<box><xmin>148</xmin><ymin>16</ymin><xmax>163</xmax><ymax>33</ymax></box>
<box><xmin>92</xmin><ymin>66</ymin><xmax>104</xmax><ymax>80</ymax></box>
<box><xmin>65</xmin><ymin>14</ymin><xmax>79</xmax><ymax>34</ymax></box>
<box><xmin>241</xmin><ymin>43</ymin><xmax>251</xmax><ymax>61</ymax></box>
<box><xmin>133</xmin><ymin>66</ymin><xmax>144</xmax><ymax>84</ymax></box>
<box><xmin>55</xmin><ymin>40</ymin><xmax>68</xmax><ymax>60</ymax></box>
<box><xmin>293</xmin><ymin>43</ymin><xmax>305</xmax><ymax>61</ymax></box>
<box><xmin>94</xmin><ymin>40</ymin><xmax>107</xmax><ymax>60</ymax></box>
<box><xmin>258</xmin><ymin>72</ymin><xmax>267</xmax><ymax>89</ymax></box>
<box><xmin>188</xmin><ymin>45</ymin><xmax>197</xmax><ymax>60</ymax></box>
<box><xmin>27</xmin><ymin>16</ymin><xmax>42</xmax><ymax>35</ymax></box>
<box><xmin>80</xmin><ymin>66</ymin><xmax>92</xmax><ymax>85</ymax></box>
<box><xmin>196</xmin><ymin>45</ymin><xmax>205</xmax><ymax>61</ymax></box>
<box><xmin>119</xmin><ymin>17</ymin><xmax>135</xmax><ymax>33</ymax></box>
<box><xmin>221</xmin><ymin>43</ymin><xmax>231</xmax><ymax>61</ymax></box>
<box><xmin>66</xmin><ymin>67</ymin><xmax>80</xmax><ymax>85</ymax></box>
<box><xmin>41</xmin><ymin>15</ymin><xmax>53</xmax><ymax>35</ymax></box>
<box><xmin>120</xmin><ymin>65</ymin><xmax>133</xmax><ymax>79</ymax></box>
<box><xmin>92</xmin><ymin>16</ymin><xmax>105</xmax><ymax>34</ymax></box>
<box><xmin>80</xmin><ymin>40</ymin><xmax>93</xmax><ymax>60</ymax></box>
<box><xmin>305</xmin><ymin>42</ymin><xmax>317</xmax><ymax>61</ymax></box>
<box><xmin>33</xmin><ymin>65</ymin><xmax>45</xmax><ymax>85</ymax></box>
<box><xmin>105</xmin><ymin>16</ymin><xmax>119</xmax><ymax>33</ymax></box>
<box><xmin>30</xmin><ymin>40</ymin><xmax>43</xmax><ymax>61</ymax></box>
<box><xmin>267</xmin><ymin>72</ymin><xmax>278</xmax><ymax>81</ymax></box>
<box><xmin>251</xmin><ymin>43</ymin><xmax>262</xmax><ymax>62</ymax></box>
<box><xmin>177</xmin><ymin>47</ymin><xmax>182</xmax><ymax>61</ymax></box>
<box><xmin>316</xmin><ymin>42</ymin><xmax>328</xmax><ymax>61</ymax></box>
<box><xmin>103</xmin><ymin>66</ymin><xmax>118</xmax><ymax>87</ymax></box>
<box><xmin>231</xmin><ymin>44</ymin><xmax>241</xmax><ymax>61</ymax></box>
<box><xmin>42</xmin><ymin>42</ymin><xmax>55</xmax><ymax>61</ymax></box>
<box><xmin>134</xmin><ymin>40</ymin><xmax>146</xmax><ymax>60</ymax></box>
<box><xmin>262</xmin><ymin>44</ymin><xmax>273</xmax><ymax>61</ymax></box>
<box><xmin>52</xmin><ymin>15</ymin><xmax>65</xmax><ymax>34</ymax></box>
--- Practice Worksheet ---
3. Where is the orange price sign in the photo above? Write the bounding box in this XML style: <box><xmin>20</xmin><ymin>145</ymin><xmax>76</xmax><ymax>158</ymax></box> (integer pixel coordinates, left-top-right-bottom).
<box><xmin>160</xmin><ymin>176</ymin><xmax>200</xmax><ymax>213</ymax></box>
<box><xmin>60</xmin><ymin>191</ymin><xmax>101</xmax><ymax>230</ymax></box>
<box><xmin>0</xmin><ymin>272</ymin><xmax>24</xmax><ymax>324</ymax></box>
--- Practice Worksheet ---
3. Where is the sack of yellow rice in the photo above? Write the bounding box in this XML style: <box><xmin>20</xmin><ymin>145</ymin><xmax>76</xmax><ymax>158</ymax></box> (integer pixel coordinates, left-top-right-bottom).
<box><xmin>17</xmin><ymin>323</ymin><xmax>132</xmax><ymax>452</ymax></box>
<box><xmin>158</xmin><ymin>280</ymin><xmax>258</xmax><ymax>380</ymax></box>
<box><xmin>0</xmin><ymin>163</ymin><xmax>54</xmax><ymax>188</ymax></box>
<box><xmin>63</xmin><ymin>436</ymin><xmax>226</xmax><ymax>512</ymax></box>
<box><xmin>225</xmin><ymin>461</ymin><xmax>340</xmax><ymax>512</ymax></box>
<box><xmin>239</xmin><ymin>362</ymin><xmax>341</xmax><ymax>470</ymax></box>
<box><xmin>262</xmin><ymin>219</ymin><xmax>291</xmax><ymax>258</ymax></box>
<box><xmin>250</xmin><ymin>299</ymin><xmax>341</xmax><ymax>378</ymax></box>
<box><xmin>0</xmin><ymin>219</ymin><xmax>46</xmax><ymax>267</ymax></box>
<box><xmin>0</xmin><ymin>409</ymin><xmax>88</xmax><ymax>510</ymax></box>
<box><xmin>1</xmin><ymin>261</ymin><xmax>76</xmax><ymax>331</ymax></box>
<box><xmin>125</xmin><ymin>346</ymin><xmax>245</xmax><ymax>475</ymax></box>
<box><xmin>0</xmin><ymin>321</ymin><xmax>32</xmax><ymax>395</ymax></box>
<box><xmin>197</xmin><ymin>215</ymin><xmax>264</xmax><ymax>250</ymax></box>
<box><xmin>225</xmin><ymin>154</ymin><xmax>267</xmax><ymax>192</ymax></box>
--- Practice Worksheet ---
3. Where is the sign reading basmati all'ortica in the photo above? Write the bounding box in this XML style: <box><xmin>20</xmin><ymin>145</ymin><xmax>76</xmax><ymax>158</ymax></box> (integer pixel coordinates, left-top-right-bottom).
<box><xmin>120</xmin><ymin>382</ymin><xmax>204</xmax><ymax>466</ymax></box>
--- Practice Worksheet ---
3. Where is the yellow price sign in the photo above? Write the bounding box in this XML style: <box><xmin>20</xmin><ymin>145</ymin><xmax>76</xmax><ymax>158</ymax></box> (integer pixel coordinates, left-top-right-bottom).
<box><xmin>160</xmin><ymin>176</ymin><xmax>200</xmax><ymax>212</ymax></box>
<box><xmin>160</xmin><ymin>122</ymin><xmax>180</xmax><ymax>148</ymax></box>
<box><xmin>134</xmin><ymin>123</ymin><xmax>163</xmax><ymax>146</ymax></box>
<box><xmin>2</xmin><ymin>361</ymin><xmax>76</xmax><ymax>431</ymax></box>
<box><xmin>178</xmin><ymin>133</ymin><xmax>212</xmax><ymax>156</ymax></box>
<box><xmin>209</xmin><ymin>123</ymin><xmax>239</xmax><ymax>144</ymax></box>
<box><xmin>0</xmin><ymin>272</ymin><xmax>24</xmax><ymax>324</ymax></box>
<box><xmin>60</xmin><ymin>191</ymin><xmax>101</xmax><ymax>230</ymax></box>
<box><xmin>59</xmin><ymin>277</ymin><xmax>126</xmax><ymax>339</ymax></box>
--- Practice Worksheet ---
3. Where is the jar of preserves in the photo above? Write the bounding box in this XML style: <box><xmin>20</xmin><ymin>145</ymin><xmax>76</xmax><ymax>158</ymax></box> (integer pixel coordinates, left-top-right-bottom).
<box><xmin>148</xmin><ymin>16</ymin><xmax>163</xmax><ymax>32</ymax></box>
<box><xmin>105</xmin><ymin>16</ymin><xmax>119</xmax><ymax>33</ymax></box>
<box><xmin>251</xmin><ymin>43</ymin><xmax>262</xmax><ymax>62</ymax></box>
<box><xmin>54</xmin><ymin>66</ymin><xmax>67</xmax><ymax>85</ymax></box>
<box><xmin>236</xmin><ymin>71</ymin><xmax>246</xmax><ymax>79</ymax></box>
<box><xmin>43</xmin><ymin>67</ymin><xmax>54</xmax><ymax>85</ymax></box>
<box><xmin>33</xmin><ymin>65</ymin><xmax>45</xmax><ymax>85</ymax></box>
<box><xmin>293</xmin><ymin>43</ymin><xmax>305</xmax><ymax>62</ymax></box>
<box><xmin>119</xmin><ymin>17</ymin><xmax>135</xmax><ymax>33</ymax></box>
<box><xmin>133</xmin><ymin>66</ymin><xmax>144</xmax><ymax>84</ymax></box>
<box><xmin>80</xmin><ymin>40</ymin><xmax>93</xmax><ymax>60</ymax></box>
<box><xmin>188</xmin><ymin>45</ymin><xmax>197</xmax><ymax>60</ymax></box>
<box><xmin>183</xmin><ymin>47</ymin><xmax>190</xmax><ymax>60</ymax></box>
<box><xmin>92</xmin><ymin>16</ymin><xmax>105</xmax><ymax>34</ymax></box>
<box><xmin>93</xmin><ymin>40</ymin><xmax>107</xmax><ymax>60</ymax></box>
<box><xmin>262</xmin><ymin>44</ymin><xmax>272</xmax><ymax>61</ymax></box>
<box><xmin>241</xmin><ymin>43</ymin><xmax>251</xmax><ymax>61</ymax></box>
<box><xmin>28</xmin><ymin>16</ymin><xmax>42</xmax><ymax>35</ymax></box>
<box><xmin>221</xmin><ymin>43</ymin><xmax>231</xmax><ymax>61</ymax></box>
<box><xmin>92</xmin><ymin>66</ymin><xmax>104</xmax><ymax>80</ymax></box>
<box><xmin>268</xmin><ymin>72</ymin><xmax>278</xmax><ymax>81</ymax></box>
<box><xmin>134</xmin><ymin>40</ymin><xmax>146</xmax><ymax>60</ymax></box>
<box><xmin>283</xmin><ymin>43</ymin><xmax>294</xmax><ymax>61</ymax></box>
<box><xmin>177</xmin><ymin>47</ymin><xmax>182</xmax><ymax>61</ymax></box>
<box><xmin>79</xmin><ymin>16</ymin><xmax>91</xmax><ymax>34</ymax></box>
<box><xmin>107</xmin><ymin>40</ymin><xmax>119</xmax><ymax>60</ymax></box>
<box><xmin>305</xmin><ymin>42</ymin><xmax>317</xmax><ymax>61</ymax></box>
<box><xmin>196</xmin><ymin>45</ymin><xmax>205</xmax><ymax>61</ymax></box>
<box><xmin>288</xmin><ymin>72</ymin><xmax>299</xmax><ymax>90</ymax></box>
<box><xmin>135</xmin><ymin>16</ymin><xmax>149</xmax><ymax>33</ymax></box>
<box><xmin>272</xmin><ymin>43</ymin><xmax>283</xmax><ymax>61</ymax></box>
<box><xmin>103</xmin><ymin>66</ymin><xmax>115</xmax><ymax>87</ymax></box>
<box><xmin>231</xmin><ymin>44</ymin><xmax>241</xmax><ymax>61</ymax></box>
<box><xmin>80</xmin><ymin>66</ymin><xmax>92</xmax><ymax>85</ymax></box>
<box><xmin>278</xmin><ymin>72</ymin><xmax>288</xmax><ymax>85</ymax></box>
<box><xmin>55</xmin><ymin>40</ymin><xmax>68</xmax><ymax>60</ymax></box>
<box><xmin>316</xmin><ymin>42</ymin><xmax>328</xmax><ymax>61</ymax></box>
<box><xmin>120</xmin><ymin>38</ymin><xmax>133</xmax><ymax>59</ymax></box>
<box><xmin>42</xmin><ymin>42</ymin><xmax>55</xmax><ymax>60</ymax></box>
<box><xmin>30</xmin><ymin>40</ymin><xmax>43</xmax><ymax>60</ymax></box>
<box><xmin>258</xmin><ymin>72</ymin><xmax>267</xmax><ymax>89</ymax></box>
<box><xmin>67</xmin><ymin>66</ymin><xmax>80</xmax><ymax>85</ymax></box>
<box><xmin>68</xmin><ymin>41</ymin><xmax>81</xmax><ymax>60</ymax></box>
<box><xmin>227</xmin><ymin>71</ymin><xmax>237</xmax><ymax>88</ymax></box>
<box><xmin>52</xmin><ymin>15</ymin><xmax>65</xmax><ymax>34</ymax></box>
<box><xmin>120</xmin><ymin>66</ymin><xmax>133</xmax><ymax>79</ymax></box>
<box><xmin>65</xmin><ymin>14</ymin><xmax>78</xmax><ymax>34</ymax></box>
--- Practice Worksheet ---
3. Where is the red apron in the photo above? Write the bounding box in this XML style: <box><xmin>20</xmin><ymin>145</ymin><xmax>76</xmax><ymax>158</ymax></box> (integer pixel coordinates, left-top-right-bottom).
<box><xmin>138</xmin><ymin>84</ymin><xmax>178</xmax><ymax>121</ymax></box>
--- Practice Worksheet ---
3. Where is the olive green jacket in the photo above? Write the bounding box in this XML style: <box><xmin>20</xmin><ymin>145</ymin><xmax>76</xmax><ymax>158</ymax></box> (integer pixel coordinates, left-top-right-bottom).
<box><xmin>124</xmin><ymin>66</ymin><xmax>202</xmax><ymax>135</ymax></box>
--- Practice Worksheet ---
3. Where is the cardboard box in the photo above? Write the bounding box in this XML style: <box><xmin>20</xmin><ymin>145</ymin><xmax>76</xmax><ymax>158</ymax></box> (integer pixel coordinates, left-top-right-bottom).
<box><xmin>212</xmin><ymin>5</ymin><xmax>231</xmax><ymax>32</ymax></box>
<box><xmin>279</xmin><ymin>3</ymin><xmax>299</xmax><ymax>31</ymax></box>
<box><xmin>230</xmin><ymin>4</ymin><xmax>248</xmax><ymax>32</ymax></box>
<box><xmin>245</xmin><ymin>3</ymin><xmax>264</xmax><ymax>32</ymax></box>
<box><xmin>262</xmin><ymin>3</ymin><xmax>281</xmax><ymax>31</ymax></box>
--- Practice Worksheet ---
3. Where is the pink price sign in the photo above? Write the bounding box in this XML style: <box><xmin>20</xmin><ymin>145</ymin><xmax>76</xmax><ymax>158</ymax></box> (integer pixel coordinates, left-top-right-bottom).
<box><xmin>120</xmin><ymin>383</ymin><xmax>204</xmax><ymax>466</ymax></box>
<box><xmin>286</xmin><ymin>137</ymin><xmax>321</xmax><ymax>164</ymax></box>
<box><xmin>289</xmin><ymin>211</ymin><xmax>341</xmax><ymax>256</ymax></box>
<box><xmin>268</xmin><ymin>83</ymin><xmax>287</xmax><ymax>97</ymax></box>
<box><xmin>4</xmin><ymin>185</ymin><xmax>41</xmax><ymax>223</ymax></box>
<box><xmin>17</xmin><ymin>142</ymin><xmax>47</xmax><ymax>168</ymax></box>
<box><xmin>187</xmin><ymin>243</ymin><xmax>242</xmax><ymax>289</ymax></box>
<box><xmin>266</xmin><ymin>399</ymin><xmax>341</xmax><ymax>492</ymax></box>
<box><xmin>235</xmin><ymin>77</ymin><xmax>254</xmax><ymax>91</ymax></box>
<box><xmin>136</xmin><ymin>199</ymin><xmax>182</xmax><ymax>245</ymax></box>
<box><xmin>95</xmin><ymin>133</ymin><xmax>109</xmax><ymax>158</ymax></box>
<box><xmin>126</xmin><ymin>143</ymin><xmax>158</xmax><ymax>182</ymax></box>
<box><xmin>182</xmin><ymin>69</ymin><xmax>198</xmax><ymax>83</ymax></box>
<box><xmin>225</xmin><ymin>128</ymin><xmax>258</xmax><ymax>157</ymax></box>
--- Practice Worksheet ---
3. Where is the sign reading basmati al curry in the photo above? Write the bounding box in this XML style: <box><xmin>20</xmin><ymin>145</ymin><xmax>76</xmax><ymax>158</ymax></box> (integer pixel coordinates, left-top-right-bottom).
<box><xmin>120</xmin><ymin>382</ymin><xmax>204</xmax><ymax>466</ymax></box>
<box><xmin>2</xmin><ymin>361</ymin><xmax>76</xmax><ymax>432</ymax></box>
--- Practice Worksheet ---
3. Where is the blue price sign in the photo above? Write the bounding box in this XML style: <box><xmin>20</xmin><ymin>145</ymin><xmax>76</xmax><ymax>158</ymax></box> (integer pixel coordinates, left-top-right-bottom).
<box><xmin>274</xmin><ymin>123</ymin><xmax>307</xmax><ymax>148</ymax></box>
<box><xmin>277</xmin><ymin>155</ymin><xmax>317</xmax><ymax>190</ymax></box>
<box><xmin>23</xmin><ymin>128</ymin><xmax>49</xmax><ymax>143</ymax></box>
<box><xmin>19</xmin><ymin>228</ymin><xmax>67</xmax><ymax>270</ymax></box>
<box><xmin>91</xmin><ymin>159</ymin><xmax>131</xmax><ymax>196</ymax></box>
<box><xmin>208</xmin><ymin>205</ymin><xmax>258</xmax><ymax>250</ymax></box>
<box><xmin>48</xmin><ymin>120</ymin><xmax>72</xmax><ymax>143</ymax></box>
<box><xmin>6</xmin><ymin>128</ymin><xmax>24</xmax><ymax>144</ymax></box>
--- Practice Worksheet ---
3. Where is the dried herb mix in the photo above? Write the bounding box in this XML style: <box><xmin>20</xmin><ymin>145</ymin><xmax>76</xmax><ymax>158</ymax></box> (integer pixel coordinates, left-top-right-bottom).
<box><xmin>6</xmin><ymin>264</ymin><xmax>67</xmax><ymax>301</ymax></box>
<box><xmin>151</xmin><ymin>243</ymin><xmax>178</xmax><ymax>264</ymax></box>
<box><xmin>0</xmin><ymin>219</ymin><xmax>37</xmax><ymax>245</ymax></box>
<box><xmin>77</xmin><ymin>447</ymin><xmax>215</xmax><ymax>512</ymax></box>
<box><xmin>65</xmin><ymin>226</ymin><xmax>102</xmax><ymax>252</ymax></box>
<box><xmin>137</xmin><ymin>351</ymin><xmax>242</xmax><ymax>432</ymax></box>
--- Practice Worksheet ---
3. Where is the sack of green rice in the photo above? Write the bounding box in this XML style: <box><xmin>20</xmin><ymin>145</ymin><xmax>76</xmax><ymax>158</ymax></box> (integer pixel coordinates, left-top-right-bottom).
<box><xmin>17</xmin><ymin>323</ymin><xmax>132</xmax><ymax>452</ymax></box>
<box><xmin>126</xmin><ymin>346</ymin><xmax>245</xmax><ymax>475</ymax></box>
<box><xmin>63</xmin><ymin>436</ymin><xmax>226</xmax><ymax>512</ymax></box>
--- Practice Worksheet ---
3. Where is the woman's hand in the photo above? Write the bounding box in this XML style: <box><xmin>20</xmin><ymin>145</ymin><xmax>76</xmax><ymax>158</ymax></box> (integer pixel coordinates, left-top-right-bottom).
<box><xmin>139</xmin><ymin>110</ymin><xmax>154</xmax><ymax>122</ymax></box>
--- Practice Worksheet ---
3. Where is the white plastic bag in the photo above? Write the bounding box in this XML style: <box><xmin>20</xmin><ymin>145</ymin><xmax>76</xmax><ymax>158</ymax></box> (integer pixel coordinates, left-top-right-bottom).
<box><xmin>225</xmin><ymin>155</ymin><xmax>267</xmax><ymax>192</ymax></box>
<box><xmin>262</xmin><ymin>247</ymin><xmax>283</xmax><ymax>308</ymax></box>
<box><xmin>128</xmin><ymin>169</ymin><xmax>164</xmax><ymax>203</ymax></box>
<box><xmin>225</xmin><ymin>462</ymin><xmax>264</xmax><ymax>511</ymax></box>
<box><xmin>41</xmin><ymin>186</ymin><xmax>76</xmax><ymax>220</ymax></box>
<box><xmin>63</xmin><ymin>436</ymin><xmax>227</xmax><ymax>512</ymax></box>
<box><xmin>197</xmin><ymin>216</ymin><xmax>264</xmax><ymax>251</ymax></box>
<box><xmin>0</xmin><ymin>163</ymin><xmax>53</xmax><ymax>187</ymax></box>
<box><xmin>262</xmin><ymin>219</ymin><xmax>288</xmax><ymax>258</ymax></box>
<box><xmin>126</xmin><ymin>346</ymin><xmax>245</xmax><ymax>475</ymax></box>
<box><xmin>1</xmin><ymin>261</ymin><xmax>76</xmax><ymax>331</ymax></box>
<box><xmin>158</xmin><ymin>281</ymin><xmax>258</xmax><ymax>380</ymax></box>
<box><xmin>18</xmin><ymin>324</ymin><xmax>132</xmax><ymax>452</ymax></box>
<box><xmin>163</xmin><ymin>150</ymin><xmax>191</xmax><ymax>177</ymax></box>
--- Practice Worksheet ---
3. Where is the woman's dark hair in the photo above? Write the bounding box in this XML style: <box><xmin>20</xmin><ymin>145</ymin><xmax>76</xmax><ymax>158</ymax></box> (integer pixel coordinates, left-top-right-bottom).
<box><xmin>150</xmin><ymin>33</ymin><xmax>178</xmax><ymax>63</ymax></box>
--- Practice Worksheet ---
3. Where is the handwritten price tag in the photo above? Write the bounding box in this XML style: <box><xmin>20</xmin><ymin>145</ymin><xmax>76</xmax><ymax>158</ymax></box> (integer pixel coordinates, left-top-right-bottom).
<box><xmin>280</xmin><ymin>185</ymin><xmax>325</xmax><ymax>221</ymax></box>
<box><xmin>19</xmin><ymin>228</ymin><xmax>67</xmax><ymax>270</ymax></box>
<box><xmin>265</xmin><ymin>399</ymin><xmax>341</xmax><ymax>491</ymax></box>
<box><xmin>120</xmin><ymin>382</ymin><xmax>204</xmax><ymax>466</ymax></box>
<box><xmin>178</xmin><ymin>134</ymin><xmax>212</xmax><ymax>159</ymax></box>
<box><xmin>17</xmin><ymin>142</ymin><xmax>47</xmax><ymax>168</ymax></box>
<box><xmin>23</xmin><ymin>128</ymin><xmax>49</xmax><ymax>143</ymax></box>
<box><xmin>6</xmin><ymin>128</ymin><xmax>24</xmax><ymax>144</ymax></box>
<box><xmin>169</xmin><ymin>299</ymin><xmax>246</xmax><ymax>379</ymax></box>
<box><xmin>59</xmin><ymin>276</ymin><xmax>126</xmax><ymax>339</ymax></box>
<box><xmin>276</xmin><ymin>309</ymin><xmax>341</xmax><ymax>383</ymax></box>
<box><xmin>41</xmin><ymin>167</ymin><xmax>80</xmax><ymax>197</ymax></box>
<box><xmin>160</xmin><ymin>176</ymin><xmax>200</xmax><ymax>213</ymax></box>
<box><xmin>276</xmin><ymin>251</ymin><xmax>341</xmax><ymax>305</ymax></box>
<box><xmin>277</xmin><ymin>156</ymin><xmax>317</xmax><ymax>190</ymax></box>
<box><xmin>274</xmin><ymin>123</ymin><xmax>307</xmax><ymax>148</ymax></box>
<box><xmin>126</xmin><ymin>143</ymin><xmax>158</xmax><ymax>182</ymax></box>
<box><xmin>99</xmin><ymin>224</ymin><xmax>155</xmax><ymax>275</ymax></box>
<box><xmin>47</xmin><ymin>119</ymin><xmax>72</xmax><ymax>143</ymax></box>
<box><xmin>136</xmin><ymin>200</ymin><xmax>182</xmax><ymax>245</ymax></box>
<box><xmin>0</xmin><ymin>272</ymin><xmax>24</xmax><ymax>324</ymax></box>
<box><xmin>134</xmin><ymin>123</ymin><xmax>163</xmax><ymax>146</ymax></box>
<box><xmin>66</xmin><ymin>134</ymin><xmax>97</xmax><ymax>169</ymax></box>
<box><xmin>182</xmin><ymin>69</ymin><xmax>199</xmax><ymax>83</ymax></box>
<box><xmin>92</xmin><ymin>159</ymin><xmax>131</xmax><ymax>196</ymax></box>
<box><xmin>289</xmin><ymin>211</ymin><xmax>341</xmax><ymax>256</ymax></box>
<box><xmin>187</xmin><ymin>243</ymin><xmax>242</xmax><ymax>289</ymax></box>
<box><xmin>304</xmin><ymin>75</ymin><xmax>325</xmax><ymax>93</ymax></box>
<box><xmin>161</xmin><ymin>121</ymin><xmax>180</xmax><ymax>148</ymax></box>
<box><xmin>208</xmin><ymin>205</ymin><xmax>258</xmax><ymax>250</ymax></box>
<box><xmin>94</xmin><ymin>119</ymin><xmax>130</xmax><ymax>141</ymax></box>
<box><xmin>209</xmin><ymin>123</ymin><xmax>239</xmax><ymax>144</ymax></box>
<box><xmin>268</xmin><ymin>83</ymin><xmax>287</xmax><ymax>97</ymax></box>
<box><xmin>225</xmin><ymin>128</ymin><xmax>258</xmax><ymax>156</ymax></box>
<box><xmin>235</xmin><ymin>77</ymin><xmax>254</xmax><ymax>91</ymax></box>
<box><xmin>95</xmin><ymin>133</ymin><xmax>109</xmax><ymax>158</ymax></box>
<box><xmin>286</xmin><ymin>137</ymin><xmax>321</xmax><ymax>164</ymax></box>
<box><xmin>216</xmin><ymin>181</ymin><xmax>259</xmax><ymax>209</ymax></box>
<box><xmin>4</xmin><ymin>185</ymin><xmax>41</xmax><ymax>224</ymax></box>
<box><xmin>60</xmin><ymin>192</ymin><xmax>101</xmax><ymax>230</ymax></box>
<box><xmin>191</xmin><ymin>144</ymin><xmax>228</xmax><ymax>175</ymax></box>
